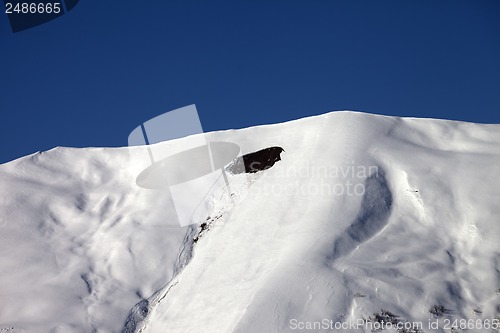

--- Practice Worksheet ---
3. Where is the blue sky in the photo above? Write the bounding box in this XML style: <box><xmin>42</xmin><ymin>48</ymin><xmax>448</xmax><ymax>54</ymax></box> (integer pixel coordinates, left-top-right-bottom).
<box><xmin>1</xmin><ymin>0</ymin><xmax>499</xmax><ymax>164</ymax></box>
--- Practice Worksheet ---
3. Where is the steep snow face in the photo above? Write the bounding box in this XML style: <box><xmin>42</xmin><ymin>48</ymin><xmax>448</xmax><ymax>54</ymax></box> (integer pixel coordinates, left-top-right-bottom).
<box><xmin>0</xmin><ymin>146</ymin><xmax>190</xmax><ymax>333</ymax></box>
<box><xmin>1</xmin><ymin>111</ymin><xmax>499</xmax><ymax>333</ymax></box>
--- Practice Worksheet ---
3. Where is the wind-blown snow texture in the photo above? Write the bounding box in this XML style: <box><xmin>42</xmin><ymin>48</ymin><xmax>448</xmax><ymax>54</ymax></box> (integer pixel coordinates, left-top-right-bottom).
<box><xmin>0</xmin><ymin>111</ymin><xmax>499</xmax><ymax>333</ymax></box>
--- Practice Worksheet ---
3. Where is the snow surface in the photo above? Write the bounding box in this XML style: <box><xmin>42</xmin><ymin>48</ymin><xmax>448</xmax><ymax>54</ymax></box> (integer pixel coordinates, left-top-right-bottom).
<box><xmin>0</xmin><ymin>111</ymin><xmax>499</xmax><ymax>333</ymax></box>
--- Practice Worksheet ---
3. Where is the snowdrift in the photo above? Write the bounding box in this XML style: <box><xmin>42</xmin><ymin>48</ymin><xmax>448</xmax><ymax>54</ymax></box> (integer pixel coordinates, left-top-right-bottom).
<box><xmin>0</xmin><ymin>111</ymin><xmax>499</xmax><ymax>333</ymax></box>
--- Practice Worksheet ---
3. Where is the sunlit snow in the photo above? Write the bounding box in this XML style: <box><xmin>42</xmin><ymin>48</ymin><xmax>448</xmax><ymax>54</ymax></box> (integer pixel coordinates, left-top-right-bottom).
<box><xmin>1</xmin><ymin>111</ymin><xmax>499</xmax><ymax>333</ymax></box>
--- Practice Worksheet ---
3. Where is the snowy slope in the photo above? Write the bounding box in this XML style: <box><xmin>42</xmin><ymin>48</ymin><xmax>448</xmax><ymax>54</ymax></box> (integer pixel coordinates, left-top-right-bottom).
<box><xmin>1</xmin><ymin>111</ymin><xmax>499</xmax><ymax>333</ymax></box>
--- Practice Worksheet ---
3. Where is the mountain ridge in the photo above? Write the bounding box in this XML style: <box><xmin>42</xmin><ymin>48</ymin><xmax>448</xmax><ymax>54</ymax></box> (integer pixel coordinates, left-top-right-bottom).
<box><xmin>0</xmin><ymin>111</ymin><xmax>499</xmax><ymax>333</ymax></box>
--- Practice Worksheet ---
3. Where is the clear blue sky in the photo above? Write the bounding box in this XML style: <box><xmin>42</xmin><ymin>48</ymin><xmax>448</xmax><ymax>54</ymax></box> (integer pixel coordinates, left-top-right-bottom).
<box><xmin>1</xmin><ymin>0</ymin><xmax>499</xmax><ymax>164</ymax></box>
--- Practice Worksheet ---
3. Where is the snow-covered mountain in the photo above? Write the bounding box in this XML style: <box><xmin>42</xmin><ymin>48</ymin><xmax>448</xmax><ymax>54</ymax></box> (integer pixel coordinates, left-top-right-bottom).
<box><xmin>1</xmin><ymin>111</ymin><xmax>499</xmax><ymax>333</ymax></box>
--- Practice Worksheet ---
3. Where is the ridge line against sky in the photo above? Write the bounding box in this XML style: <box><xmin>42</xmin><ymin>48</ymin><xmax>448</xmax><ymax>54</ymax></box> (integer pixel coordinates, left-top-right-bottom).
<box><xmin>1</xmin><ymin>0</ymin><xmax>499</xmax><ymax>164</ymax></box>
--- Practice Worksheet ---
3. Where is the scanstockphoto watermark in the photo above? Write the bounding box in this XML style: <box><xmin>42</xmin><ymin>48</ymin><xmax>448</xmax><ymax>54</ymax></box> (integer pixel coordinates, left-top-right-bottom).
<box><xmin>289</xmin><ymin>318</ymin><xmax>500</xmax><ymax>331</ymax></box>
<box><xmin>129</xmin><ymin>105</ymin><xmax>242</xmax><ymax>227</ymax></box>
<box><xmin>280</xmin><ymin>160</ymin><xmax>379</xmax><ymax>180</ymax></box>
<box><xmin>253</xmin><ymin>179</ymin><xmax>367</xmax><ymax>197</ymax></box>
<box><xmin>253</xmin><ymin>161</ymin><xmax>379</xmax><ymax>197</ymax></box>
<box><xmin>289</xmin><ymin>318</ymin><xmax>423</xmax><ymax>331</ymax></box>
